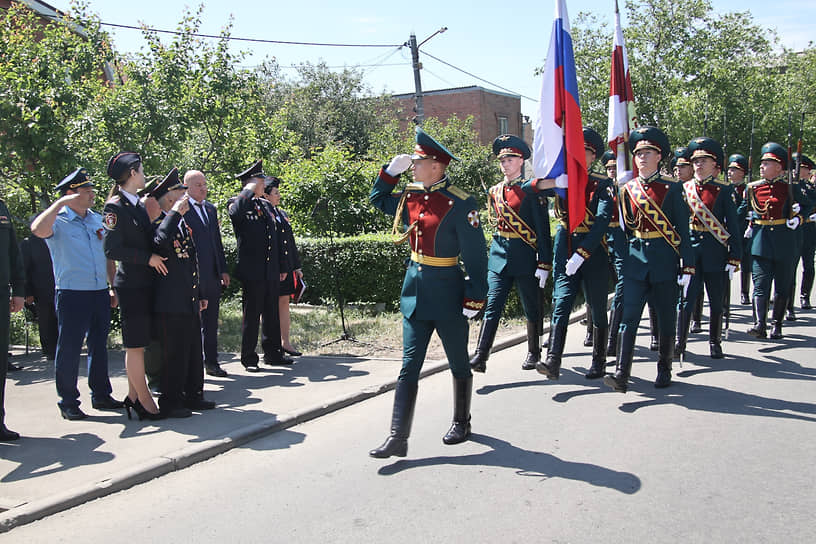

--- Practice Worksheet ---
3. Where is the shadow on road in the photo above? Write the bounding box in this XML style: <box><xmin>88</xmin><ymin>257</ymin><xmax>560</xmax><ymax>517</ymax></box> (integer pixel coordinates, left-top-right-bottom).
<box><xmin>376</xmin><ymin>433</ymin><xmax>641</xmax><ymax>495</ymax></box>
<box><xmin>0</xmin><ymin>433</ymin><xmax>114</xmax><ymax>483</ymax></box>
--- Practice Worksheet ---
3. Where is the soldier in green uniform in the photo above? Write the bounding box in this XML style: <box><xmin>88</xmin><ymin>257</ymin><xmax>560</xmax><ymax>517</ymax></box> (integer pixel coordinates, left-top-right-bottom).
<box><xmin>604</xmin><ymin>126</ymin><xmax>694</xmax><ymax>392</ymax></box>
<box><xmin>787</xmin><ymin>152</ymin><xmax>816</xmax><ymax>318</ymax></box>
<box><xmin>469</xmin><ymin>134</ymin><xmax>551</xmax><ymax>373</ymax></box>
<box><xmin>726</xmin><ymin>154</ymin><xmax>752</xmax><ymax>306</ymax></box>
<box><xmin>369</xmin><ymin>127</ymin><xmax>488</xmax><ymax>458</ymax></box>
<box><xmin>603</xmin><ymin>151</ymin><xmax>627</xmax><ymax>358</ymax></box>
<box><xmin>794</xmin><ymin>154</ymin><xmax>816</xmax><ymax>308</ymax></box>
<box><xmin>535</xmin><ymin>127</ymin><xmax>614</xmax><ymax>381</ymax></box>
<box><xmin>0</xmin><ymin>197</ymin><xmax>24</xmax><ymax>440</ymax></box>
<box><xmin>674</xmin><ymin>137</ymin><xmax>741</xmax><ymax>360</ymax></box>
<box><xmin>743</xmin><ymin>142</ymin><xmax>803</xmax><ymax>339</ymax></box>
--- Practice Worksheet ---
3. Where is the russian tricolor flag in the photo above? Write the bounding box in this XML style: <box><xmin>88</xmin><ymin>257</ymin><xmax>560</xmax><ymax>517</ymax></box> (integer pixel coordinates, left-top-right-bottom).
<box><xmin>533</xmin><ymin>0</ymin><xmax>587</xmax><ymax>233</ymax></box>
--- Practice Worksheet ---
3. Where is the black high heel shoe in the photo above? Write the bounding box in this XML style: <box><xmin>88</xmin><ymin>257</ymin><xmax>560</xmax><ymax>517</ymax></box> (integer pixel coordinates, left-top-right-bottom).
<box><xmin>123</xmin><ymin>397</ymin><xmax>136</xmax><ymax>420</ymax></box>
<box><xmin>132</xmin><ymin>399</ymin><xmax>164</xmax><ymax>421</ymax></box>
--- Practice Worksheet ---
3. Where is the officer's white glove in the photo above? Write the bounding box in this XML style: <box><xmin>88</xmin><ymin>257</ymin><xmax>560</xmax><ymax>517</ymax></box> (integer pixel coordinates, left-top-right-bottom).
<box><xmin>462</xmin><ymin>308</ymin><xmax>479</xmax><ymax>319</ymax></box>
<box><xmin>677</xmin><ymin>273</ymin><xmax>692</xmax><ymax>298</ymax></box>
<box><xmin>564</xmin><ymin>253</ymin><xmax>585</xmax><ymax>276</ymax></box>
<box><xmin>786</xmin><ymin>216</ymin><xmax>801</xmax><ymax>230</ymax></box>
<box><xmin>810</xmin><ymin>212</ymin><xmax>816</xmax><ymax>222</ymax></box>
<box><xmin>725</xmin><ymin>263</ymin><xmax>737</xmax><ymax>280</ymax></box>
<box><xmin>534</xmin><ymin>268</ymin><xmax>549</xmax><ymax>288</ymax></box>
<box><xmin>385</xmin><ymin>154</ymin><xmax>412</xmax><ymax>176</ymax></box>
<box><xmin>743</xmin><ymin>225</ymin><xmax>753</xmax><ymax>239</ymax></box>
<box><xmin>792</xmin><ymin>203</ymin><xmax>801</xmax><ymax>214</ymax></box>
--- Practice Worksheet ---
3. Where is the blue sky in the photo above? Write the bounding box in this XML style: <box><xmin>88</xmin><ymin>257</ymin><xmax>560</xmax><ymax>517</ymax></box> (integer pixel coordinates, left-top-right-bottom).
<box><xmin>80</xmin><ymin>1</ymin><xmax>813</xmax><ymax>118</ymax></box>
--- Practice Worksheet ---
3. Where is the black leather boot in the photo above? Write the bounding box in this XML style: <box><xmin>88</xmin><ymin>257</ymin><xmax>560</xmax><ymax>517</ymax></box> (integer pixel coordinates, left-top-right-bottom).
<box><xmin>606</xmin><ymin>304</ymin><xmax>621</xmax><ymax>357</ymax></box>
<box><xmin>604</xmin><ymin>329</ymin><xmax>634</xmax><ymax>393</ymax></box>
<box><xmin>469</xmin><ymin>318</ymin><xmax>499</xmax><ymax>373</ymax></box>
<box><xmin>655</xmin><ymin>334</ymin><xmax>673</xmax><ymax>388</ymax></box>
<box><xmin>648</xmin><ymin>305</ymin><xmax>659</xmax><ymax>351</ymax></box>
<box><xmin>785</xmin><ymin>289</ymin><xmax>797</xmax><ymax>321</ymax></box>
<box><xmin>443</xmin><ymin>376</ymin><xmax>472</xmax><ymax>445</ymax></box>
<box><xmin>741</xmin><ymin>267</ymin><xmax>751</xmax><ymax>304</ymax></box>
<box><xmin>535</xmin><ymin>322</ymin><xmax>567</xmax><ymax>379</ymax></box>
<box><xmin>674</xmin><ymin>307</ymin><xmax>692</xmax><ymax>361</ymax></box>
<box><xmin>770</xmin><ymin>295</ymin><xmax>787</xmax><ymax>339</ymax></box>
<box><xmin>522</xmin><ymin>321</ymin><xmax>541</xmax><ymax>370</ymax></box>
<box><xmin>709</xmin><ymin>311</ymin><xmax>724</xmax><ymax>359</ymax></box>
<box><xmin>747</xmin><ymin>296</ymin><xmax>768</xmax><ymax>339</ymax></box>
<box><xmin>369</xmin><ymin>381</ymin><xmax>418</xmax><ymax>458</ymax></box>
<box><xmin>802</xmin><ymin>270</ymin><xmax>814</xmax><ymax>309</ymax></box>
<box><xmin>585</xmin><ymin>326</ymin><xmax>608</xmax><ymax>379</ymax></box>
<box><xmin>723</xmin><ymin>279</ymin><xmax>731</xmax><ymax>331</ymax></box>
<box><xmin>691</xmin><ymin>296</ymin><xmax>703</xmax><ymax>333</ymax></box>
<box><xmin>583</xmin><ymin>307</ymin><xmax>593</xmax><ymax>346</ymax></box>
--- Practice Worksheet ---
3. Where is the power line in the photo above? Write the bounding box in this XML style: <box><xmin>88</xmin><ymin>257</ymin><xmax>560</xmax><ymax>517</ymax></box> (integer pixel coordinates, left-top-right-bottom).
<box><xmin>421</xmin><ymin>50</ymin><xmax>538</xmax><ymax>102</ymax></box>
<box><xmin>97</xmin><ymin>21</ymin><xmax>403</xmax><ymax>48</ymax></box>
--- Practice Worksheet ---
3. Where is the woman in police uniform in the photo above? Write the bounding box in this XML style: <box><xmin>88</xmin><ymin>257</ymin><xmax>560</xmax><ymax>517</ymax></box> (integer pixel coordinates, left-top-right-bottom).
<box><xmin>103</xmin><ymin>152</ymin><xmax>167</xmax><ymax>419</ymax></box>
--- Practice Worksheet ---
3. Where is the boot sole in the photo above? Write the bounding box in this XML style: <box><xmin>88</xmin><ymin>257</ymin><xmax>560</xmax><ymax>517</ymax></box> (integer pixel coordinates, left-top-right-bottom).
<box><xmin>534</xmin><ymin>363</ymin><xmax>559</xmax><ymax>379</ymax></box>
<box><xmin>602</xmin><ymin>375</ymin><xmax>627</xmax><ymax>393</ymax></box>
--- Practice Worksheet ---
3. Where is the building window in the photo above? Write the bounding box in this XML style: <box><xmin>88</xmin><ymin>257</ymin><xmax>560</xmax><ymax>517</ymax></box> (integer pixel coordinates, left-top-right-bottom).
<box><xmin>498</xmin><ymin>116</ymin><xmax>508</xmax><ymax>135</ymax></box>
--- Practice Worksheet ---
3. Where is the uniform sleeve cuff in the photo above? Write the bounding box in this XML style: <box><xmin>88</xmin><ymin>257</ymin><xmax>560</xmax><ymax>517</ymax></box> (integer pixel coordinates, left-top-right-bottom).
<box><xmin>728</xmin><ymin>258</ymin><xmax>740</xmax><ymax>268</ymax></box>
<box><xmin>379</xmin><ymin>167</ymin><xmax>400</xmax><ymax>186</ymax></box>
<box><xmin>576</xmin><ymin>247</ymin><xmax>591</xmax><ymax>259</ymax></box>
<box><xmin>537</xmin><ymin>262</ymin><xmax>552</xmax><ymax>271</ymax></box>
<box><xmin>463</xmin><ymin>298</ymin><xmax>485</xmax><ymax>311</ymax></box>
<box><xmin>682</xmin><ymin>266</ymin><xmax>695</xmax><ymax>275</ymax></box>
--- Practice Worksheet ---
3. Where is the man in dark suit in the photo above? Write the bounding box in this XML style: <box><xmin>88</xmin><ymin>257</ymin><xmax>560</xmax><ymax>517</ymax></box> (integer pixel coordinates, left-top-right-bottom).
<box><xmin>184</xmin><ymin>170</ymin><xmax>230</xmax><ymax>377</ymax></box>
<box><xmin>19</xmin><ymin>232</ymin><xmax>58</xmax><ymax>361</ymax></box>
<box><xmin>228</xmin><ymin>160</ymin><xmax>289</xmax><ymax>371</ymax></box>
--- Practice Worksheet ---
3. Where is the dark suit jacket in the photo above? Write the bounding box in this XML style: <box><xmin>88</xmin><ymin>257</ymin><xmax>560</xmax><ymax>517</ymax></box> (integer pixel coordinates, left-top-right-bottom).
<box><xmin>103</xmin><ymin>194</ymin><xmax>155</xmax><ymax>289</ymax></box>
<box><xmin>20</xmin><ymin>235</ymin><xmax>55</xmax><ymax>299</ymax></box>
<box><xmin>184</xmin><ymin>200</ymin><xmax>227</xmax><ymax>298</ymax></box>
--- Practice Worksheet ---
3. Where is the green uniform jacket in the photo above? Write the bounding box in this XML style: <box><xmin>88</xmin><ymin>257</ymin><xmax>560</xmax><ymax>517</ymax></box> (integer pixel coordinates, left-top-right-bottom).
<box><xmin>0</xmin><ymin>199</ymin><xmax>25</xmax><ymax>297</ymax></box>
<box><xmin>370</xmin><ymin>168</ymin><xmax>488</xmax><ymax>321</ymax></box>
<box><xmin>741</xmin><ymin>177</ymin><xmax>805</xmax><ymax>260</ymax></box>
<box><xmin>683</xmin><ymin>177</ymin><xmax>741</xmax><ymax>273</ymax></box>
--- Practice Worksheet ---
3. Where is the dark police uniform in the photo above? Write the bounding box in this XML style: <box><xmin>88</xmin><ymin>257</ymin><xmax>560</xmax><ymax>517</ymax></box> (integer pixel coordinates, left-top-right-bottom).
<box><xmin>742</xmin><ymin>142</ymin><xmax>804</xmax><ymax>339</ymax></box>
<box><xmin>369</xmin><ymin>127</ymin><xmax>488</xmax><ymax>458</ymax></box>
<box><xmin>795</xmin><ymin>154</ymin><xmax>816</xmax><ymax>308</ymax></box>
<box><xmin>20</xmin><ymin>234</ymin><xmax>58</xmax><ymax>360</ymax></box>
<box><xmin>604</xmin><ymin>126</ymin><xmax>694</xmax><ymax>393</ymax></box>
<box><xmin>469</xmin><ymin>134</ymin><xmax>551</xmax><ymax>373</ymax></box>
<box><xmin>537</xmin><ymin>127</ymin><xmax>613</xmax><ymax>381</ymax></box>
<box><xmin>0</xmin><ymin>198</ymin><xmax>25</xmax><ymax>440</ymax></box>
<box><xmin>103</xmin><ymin>153</ymin><xmax>155</xmax><ymax>348</ymax></box>
<box><xmin>150</xmin><ymin>169</ymin><xmax>214</xmax><ymax>416</ymax></box>
<box><xmin>675</xmin><ymin>138</ymin><xmax>741</xmax><ymax>360</ymax></box>
<box><xmin>228</xmin><ymin>160</ymin><xmax>288</xmax><ymax>370</ymax></box>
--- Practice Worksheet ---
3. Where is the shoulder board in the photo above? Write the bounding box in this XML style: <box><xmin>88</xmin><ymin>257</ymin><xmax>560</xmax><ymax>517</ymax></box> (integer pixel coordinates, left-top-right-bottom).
<box><xmin>659</xmin><ymin>175</ymin><xmax>676</xmax><ymax>183</ymax></box>
<box><xmin>713</xmin><ymin>178</ymin><xmax>730</xmax><ymax>187</ymax></box>
<box><xmin>747</xmin><ymin>180</ymin><xmax>765</xmax><ymax>189</ymax></box>
<box><xmin>405</xmin><ymin>182</ymin><xmax>425</xmax><ymax>192</ymax></box>
<box><xmin>447</xmin><ymin>185</ymin><xmax>471</xmax><ymax>200</ymax></box>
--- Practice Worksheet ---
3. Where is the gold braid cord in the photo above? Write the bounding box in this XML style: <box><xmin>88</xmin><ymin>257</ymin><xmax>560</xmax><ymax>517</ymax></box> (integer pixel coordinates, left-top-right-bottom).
<box><xmin>683</xmin><ymin>180</ymin><xmax>730</xmax><ymax>247</ymax></box>
<box><xmin>624</xmin><ymin>180</ymin><xmax>681</xmax><ymax>254</ymax></box>
<box><xmin>490</xmin><ymin>183</ymin><xmax>537</xmax><ymax>250</ymax></box>
<box><xmin>747</xmin><ymin>181</ymin><xmax>771</xmax><ymax>216</ymax></box>
<box><xmin>391</xmin><ymin>190</ymin><xmax>417</xmax><ymax>245</ymax></box>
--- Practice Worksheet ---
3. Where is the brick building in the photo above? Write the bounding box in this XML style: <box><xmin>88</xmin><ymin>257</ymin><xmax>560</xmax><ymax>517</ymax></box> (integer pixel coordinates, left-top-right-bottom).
<box><xmin>392</xmin><ymin>86</ymin><xmax>532</xmax><ymax>147</ymax></box>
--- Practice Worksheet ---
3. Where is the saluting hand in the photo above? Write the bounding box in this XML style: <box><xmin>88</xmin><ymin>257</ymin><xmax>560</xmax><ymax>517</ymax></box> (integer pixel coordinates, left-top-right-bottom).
<box><xmin>172</xmin><ymin>194</ymin><xmax>190</xmax><ymax>215</ymax></box>
<box><xmin>149</xmin><ymin>253</ymin><xmax>168</xmax><ymax>276</ymax></box>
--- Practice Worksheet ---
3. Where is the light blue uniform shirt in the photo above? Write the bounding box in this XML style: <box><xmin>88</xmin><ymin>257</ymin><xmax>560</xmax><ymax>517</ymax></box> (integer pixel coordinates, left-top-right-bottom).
<box><xmin>45</xmin><ymin>206</ymin><xmax>109</xmax><ymax>291</ymax></box>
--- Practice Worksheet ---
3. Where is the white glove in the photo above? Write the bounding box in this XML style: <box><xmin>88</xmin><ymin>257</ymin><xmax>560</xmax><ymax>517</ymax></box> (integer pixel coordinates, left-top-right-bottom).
<box><xmin>786</xmin><ymin>216</ymin><xmax>801</xmax><ymax>230</ymax></box>
<box><xmin>534</xmin><ymin>268</ymin><xmax>549</xmax><ymax>288</ymax></box>
<box><xmin>677</xmin><ymin>273</ymin><xmax>692</xmax><ymax>298</ymax></box>
<box><xmin>725</xmin><ymin>263</ymin><xmax>737</xmax><ymax>280</ymax></box>
<box><xmin>462</xmin><ymin>308</ymin><xmax>479</xmax><ymax>319</ymax></box>
<box><xmin>792</xmin><ymin>203</ymin><xmax>801</xmax><ymax>214</ymax></box>
<box><xmin>385</xmin><ymin>154</ymin><xmax>412</xmax><ymax>176</ymax></box>
<box><xmin>564</xmin><ymin>253</ymin><xmax>585</xmax><ymax>276</ymax></box>
<box><xmin>810</xmin><ymin>212</ymin><xmax>816</xmax><ymax>222</ymax></box>
<box><xmin>743</xmin><ymin>225</ymin><xmax>753</xmax><ymax>239</ymax></box>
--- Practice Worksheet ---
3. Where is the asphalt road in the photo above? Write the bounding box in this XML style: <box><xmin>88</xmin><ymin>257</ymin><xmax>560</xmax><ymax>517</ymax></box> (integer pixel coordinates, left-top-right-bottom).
<box><xmin>4</xmin><ymin>295</ymin><xmax>815</xmax><ymax>543</ymax></box>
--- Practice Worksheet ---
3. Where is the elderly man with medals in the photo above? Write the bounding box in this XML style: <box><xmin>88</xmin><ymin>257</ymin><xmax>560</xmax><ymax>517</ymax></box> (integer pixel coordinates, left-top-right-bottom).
<box><xmin>468</xmin><ymin>134</ymin><xmax>552</xmax><ymax>374</ymax></box>
<box><xmin>674</xmin><ymin>137</ymin><xmax>741</xmax><ymax>361</ymax></box>
<box><xmin>604</xmin><ymin>126</ymin><xmax>694</xmax><ymax>392</ymax></box>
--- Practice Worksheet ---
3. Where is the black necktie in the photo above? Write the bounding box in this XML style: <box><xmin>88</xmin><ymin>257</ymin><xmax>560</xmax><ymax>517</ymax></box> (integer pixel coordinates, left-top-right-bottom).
<box><xmin>195</xmin><ymin>202</ymin><xmax>208</xmax><ymax>225</ymax></box>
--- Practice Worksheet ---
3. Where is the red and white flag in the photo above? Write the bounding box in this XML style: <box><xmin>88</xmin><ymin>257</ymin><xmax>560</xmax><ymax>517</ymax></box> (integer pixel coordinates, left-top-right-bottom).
<box><xmin>607</xmin><ymin>0</ymin><xmax>638</xmax><ymax>184</ymax></box>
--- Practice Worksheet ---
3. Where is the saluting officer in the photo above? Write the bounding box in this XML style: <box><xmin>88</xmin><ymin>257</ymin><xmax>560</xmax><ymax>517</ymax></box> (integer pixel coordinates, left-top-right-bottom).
<box><xmin>149</xmin><ymin>169</ymin><xmax>216</xmax><ymax>418</ymax></box>
<box><xmin>743</xmin><ymin>142</ymin><xmax>803</xmax><ymax>339</ymax></box>
<box><xmin>228</xmin><ymin>160</ymin><xmax>289</xmax><ymax>371</ymax></box>
<box><xmin>726</xmin><ymin>154</ymin><xmax>752</xmax><ymax>305</ymax></box>
<box><xmin>674</xmin><ymin>137</ymin><xmax>741</xmax><ymax>360</ymax></box>
<box><xmin>604</xmin><ymin>126</ymin><xmax>694</xmax><ymax>392</ymax></box>
<box><xmin>794</xmin><ymin>154</ymin><xmax>816</xmax><ymax>309</ymax></box>
<box><xmin>469</xmin><ymin>134</ymin><xmax>551</xmax><ymax>374</ymax></box>
<box><xmin>369</xmin><ymin>127</ymin><xmax>488</xmax><ymax>458</ymax></box>
<box><xmin>536</xmin><ymin>127</ymin><xmax>614</xmax><ymax>381</ymax></box>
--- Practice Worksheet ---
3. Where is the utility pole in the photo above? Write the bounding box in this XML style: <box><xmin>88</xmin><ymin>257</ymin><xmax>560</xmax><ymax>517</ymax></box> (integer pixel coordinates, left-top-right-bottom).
<box><xmin>407</xmin><ymin>27</ymin><xmax>447</xmax><ymax>126</ymax></box>
<box><xmin>409</xmin><ymin>33</ymin><xmax>424</xmax><ymax>125</ymax></box>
